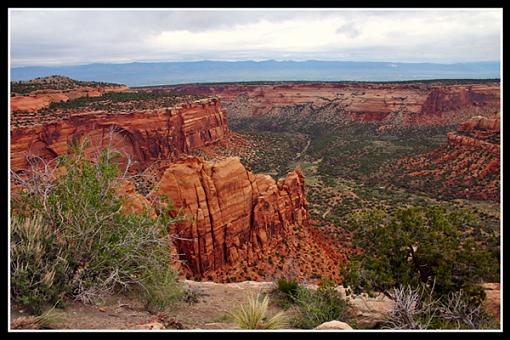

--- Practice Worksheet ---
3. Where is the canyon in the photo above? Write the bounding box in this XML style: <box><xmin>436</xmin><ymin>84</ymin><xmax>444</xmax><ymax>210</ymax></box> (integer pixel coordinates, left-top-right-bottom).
<box><xmin>142</xmin><ymin>81</ymin><xmax>500</xmax><ymax>127</ymax></box>
<box><xmin>10</xmin><ymin>78</ymin><xmax>345</xmax><ymax>284</ymax></box>
<box><xmin>9</xmin><ymin>76</ymin><xmax>501</xmax><ymax>329</ymax></box>
<box><xmin>10</xmin><ymin>77</ymin><xmax>500</xmax><ymax>285</ymax></box>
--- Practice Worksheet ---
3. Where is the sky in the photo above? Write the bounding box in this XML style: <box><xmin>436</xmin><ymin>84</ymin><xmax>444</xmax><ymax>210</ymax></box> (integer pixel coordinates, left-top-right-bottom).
<box><xmin>9</xmin><ymin>9</ymin><xmax>502</xmax><ymax>67</ymax></box>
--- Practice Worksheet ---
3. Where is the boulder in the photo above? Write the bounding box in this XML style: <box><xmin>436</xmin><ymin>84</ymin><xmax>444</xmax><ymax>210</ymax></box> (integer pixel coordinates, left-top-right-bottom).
<box><xmin>314</xmin><ymin>320</ymin><xmax>353</xmax><ymax>330</ymax></box>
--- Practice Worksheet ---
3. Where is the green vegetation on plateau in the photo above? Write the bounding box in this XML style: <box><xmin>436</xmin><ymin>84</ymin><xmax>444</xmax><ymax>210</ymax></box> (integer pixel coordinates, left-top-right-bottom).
<box><xmin>11</xmin><ymin>75</ymin><xmax>122</xmax><ymax>95</ymax></box>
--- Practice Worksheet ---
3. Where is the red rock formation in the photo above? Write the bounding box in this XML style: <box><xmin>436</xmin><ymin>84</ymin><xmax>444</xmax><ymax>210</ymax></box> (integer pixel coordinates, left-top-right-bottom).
<box><xmin>391</xmin><ymin>115</ymin><xmax>500</xmax><ymax>201</ymax></box>
<box><xmin>10</xmin><ymin>99</ymin><xmax>228</xmax><ymax>173</ymax></box>
<box><xmin>144</xmin><ymin>81</ymin><xmax>500</xmax><ymax>126</ymax></box>
<box><xmin>116</xmin><ymin>179</ymin><xmax>156</xmax><ymax>217</ymax></box>
<box><xmin>149</xmin><ymin>156</ymin><xmax>307</xmax><ymax>276</ymax></box>
<box><xmin>149</xmin><ymin>156</ymin><xmax>345</xmax><ymax>283</ymax></box>
<box><xmin>11</xmin><ymin>85</ymin><xmax>129</xmax><ymax>112</ymax></box>
<box><xmin>481</xmin><ymin>283</ymin><xmax>501</xmax><ymax>320</ymax></box>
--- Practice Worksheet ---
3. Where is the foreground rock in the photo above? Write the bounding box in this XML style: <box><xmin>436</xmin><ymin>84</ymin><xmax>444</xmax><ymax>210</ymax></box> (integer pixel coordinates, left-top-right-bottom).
<box><xmin>314</xmin><ymin>320</ymin><xmax>353</xmax><ymax>330</ymax></box>
<box><xmin>481</xmin><ymin>282</ymin><xmax>501</xmax><ymax>320</ymax></box>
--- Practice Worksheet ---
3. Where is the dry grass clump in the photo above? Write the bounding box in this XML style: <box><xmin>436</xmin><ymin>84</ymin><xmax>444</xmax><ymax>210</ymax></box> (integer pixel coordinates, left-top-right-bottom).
<box><xmin>229</xmin><ymin>293</ymin><xmax>288</xmax><ymax>330</ymax></box>
<box><xmin>11</xmin><ymin>307</ymin><xmax>65</xmax><ymax>330</ymax></box>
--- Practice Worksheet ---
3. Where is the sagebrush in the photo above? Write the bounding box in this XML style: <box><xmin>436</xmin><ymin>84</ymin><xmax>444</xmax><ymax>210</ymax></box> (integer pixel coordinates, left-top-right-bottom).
<box><xmin>11</xmin><ymin>140</ymin><xmax>182</xmax><ymax>314</ymax></box>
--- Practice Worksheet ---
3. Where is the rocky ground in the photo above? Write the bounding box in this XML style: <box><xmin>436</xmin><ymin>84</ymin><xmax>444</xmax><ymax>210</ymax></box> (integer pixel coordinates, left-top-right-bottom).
<box><xmin>10</xmin><ymin>280</ymin><xmax>501</xmax><ymax>330</ymax></box>
<box><xmin>10</xmin><ymin>280</ymin><xmax>394</xmax><ymax>330</ymax></box>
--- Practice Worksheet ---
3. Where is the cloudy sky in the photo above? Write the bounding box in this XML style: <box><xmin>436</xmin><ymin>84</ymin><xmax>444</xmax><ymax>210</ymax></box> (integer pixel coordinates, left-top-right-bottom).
<box><xmin>9</xmin><ymin>9</ymin><xmax>502</xmax><ymax>67</ymax></box>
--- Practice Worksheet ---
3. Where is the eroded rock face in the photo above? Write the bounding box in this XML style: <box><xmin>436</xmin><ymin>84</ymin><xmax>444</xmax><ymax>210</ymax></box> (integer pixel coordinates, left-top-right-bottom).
<box><xmin>11</xmin><ymin>85</ymin><xmax>129</xmax><ymax>112</ymax></box>
<box><xmin>149</xmin><ymin>156</ymin><xmax>308</xmax><ymax>278</ymax></box>
<box><xmin>116</xmin><ymin>180</ymin><xmax>156</xmax><ymax>218</ymax></box>
<box><xmin>481</xmin><ymin>283</ymin><xmax>500</xmax><ymax>320</ymax></box>
<box><xmin>10</xmin><ymin>99</ymin><xmax>228</xmax><ymax>173</ymax></box>
<box><xmin>391</xmin><ymin>115</ymin><xmax>500</xmax><ymax>201</ymax></box>
<box><xmin>147</xmin><ymin>81</ymin><xmax>500</xmax><ymax>127</ymax></box>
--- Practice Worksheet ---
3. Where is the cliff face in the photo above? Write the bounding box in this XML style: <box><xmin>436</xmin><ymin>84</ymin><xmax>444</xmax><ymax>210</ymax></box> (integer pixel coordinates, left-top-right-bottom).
<box><xmin>11</xmin><ymin>85</ymin><xmax>129</xmax><ymax>112</ymax></box>
<box><xmin>11</xmin><ymin>99</ymin><xmax>228</xmax><ymax>172</ymax></box>
<box><xmin>156</xmin><ymin>81</ymin><xmax>500</xmax><ymax>127</ymax></box>
<box><xmin>447</xmin><ymin>116</ymin><xmax>500</xmax><ymax>154</ymax></box>
<box><xmin>149</xmin><ymin>156</ymin><xmax>345</xmax><ymax>282</ymax></box>
<box><xmin>391</xmin><ymin>115</ymin><xmax>500</xmax><ymax>201</ymax></box>
<box><xmin>150</xmin><ymin>156</ymin><xmax>307</xmax><ymax>276</ymax></box>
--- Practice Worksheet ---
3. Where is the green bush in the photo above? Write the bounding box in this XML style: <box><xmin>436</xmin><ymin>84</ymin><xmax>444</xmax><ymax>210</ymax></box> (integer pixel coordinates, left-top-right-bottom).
<box><xmin>342</xmin><ymin>206</ymin><xmax>499</xmax><ymax>302</ymax></box>
<box><xmin>276</xmin><ymin>278</ymin><xmax>299</xmax><ymax>300</ymax></box>
<box><xmin>11</xmin><ymin>140</ymin><xmax>182</xmax><ymax>314</ymax></box>
<box><xmin>290</xmin><ymin>279</ymin><xmax>351</xmax><ymax>329</ymax></box>
<box><xmin>10</xmin><ymin>214</ymin><xmax>70</xmax><ymax>314</ymax></box>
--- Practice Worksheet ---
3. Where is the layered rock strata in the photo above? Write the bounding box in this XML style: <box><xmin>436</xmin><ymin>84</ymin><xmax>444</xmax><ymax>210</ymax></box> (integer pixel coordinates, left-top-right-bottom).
<box><xmin>143</xmin><ymin>81</ymin><xmax>500</xmax><ymax>126</ymax></box>
<box><xmin>391</xmin><ymin>115</ymin><xmax>500</xmax><ymax>201</ymax></box>
<box><xmin>149</xmin><ymin>156</ymin><xmax>309</xmax><ymax>278</ymax></box>
<box><xmin>11</xmin><ymin>85</ymin><xmax>129</xmax><ymax>112</ymax></box>
<box><xmin>10</xmin><ymin>99</ymin><xmax>228</xmax><ymax>172</ymax></box>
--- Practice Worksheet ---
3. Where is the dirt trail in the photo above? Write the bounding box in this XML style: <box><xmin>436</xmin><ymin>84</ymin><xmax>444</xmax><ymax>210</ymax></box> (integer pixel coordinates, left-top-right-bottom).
<box><xmin>295</xmin><ymin>139</ymin><xmax>311</xmax><ymax>160</ymax></box>
<box><xmin>10</xmin><ymin>281</ymin><xmax>281</xmax><ymax>330</ymax></box>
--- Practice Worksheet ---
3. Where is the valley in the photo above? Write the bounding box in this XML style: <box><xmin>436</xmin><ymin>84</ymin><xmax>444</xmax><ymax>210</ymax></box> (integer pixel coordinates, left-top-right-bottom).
<box><xmin>10</xmin><ymin>76</ymin><xmax>501</xmax><ymax>330</ymax></box>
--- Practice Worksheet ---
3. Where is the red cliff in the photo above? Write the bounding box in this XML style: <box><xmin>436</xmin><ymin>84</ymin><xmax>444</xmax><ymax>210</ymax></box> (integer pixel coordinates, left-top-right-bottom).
<box><xmin>10</xmin><ymin>99</ymin><xmax>228</xmax><ymax>173</ymax></box>
<box><xmin>391</xmin><ymin>115</ymin><xmax>500</xmax><ymax>201</ymax></box>
<box><xmin>149</xmin><ymin>156</ymin><xmax>345</xmax><ymax>283</ymax></box>
<box><xmin>151</xmin><ymin>81</ymin><xmax>500</xmax><ymax>127</ymax></box>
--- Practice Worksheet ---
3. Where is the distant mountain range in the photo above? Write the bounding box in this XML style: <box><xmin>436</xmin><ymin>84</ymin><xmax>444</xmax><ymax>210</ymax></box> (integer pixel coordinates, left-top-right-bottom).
<box><xmin>10</xmin><ymin>60</ymin><xmax>500</xmax><ymax>87</ymax></box>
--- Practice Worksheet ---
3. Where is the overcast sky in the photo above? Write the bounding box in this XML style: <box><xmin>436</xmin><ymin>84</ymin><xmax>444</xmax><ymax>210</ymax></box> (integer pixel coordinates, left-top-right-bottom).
<box><xmin>9</xmin><ymin>9</ymin><xmax>502</xmax><ymax>67</ymax></box>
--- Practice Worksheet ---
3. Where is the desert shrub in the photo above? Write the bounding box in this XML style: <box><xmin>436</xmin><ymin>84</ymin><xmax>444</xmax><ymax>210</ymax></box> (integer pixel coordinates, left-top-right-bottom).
<box><xmin>143</xmin><ymin>266</ymin><xmax>183</xmax><ymax>313</ymax></box>
<box><xmin>274</xmin><ymin>277</ymin><xmax>300</xmax><ymax>309</ymax></box>
<box><xmin>342</xmin><ymin>206</ymin><xmax>499</xmax><ymax>302</ymax></box>
<box><xmin>291</xmin><ymin>278</ymin><xmax>351</xmax><ymax>329</ymax></box>
<box><xmin>383</xmin><ymin>285</ymin><xmax>437</xmax><ymax>329</ymax></box>
<box><xmin>11</xmin><ymin>140</ymin><xmax>182</xmax><ymax>314</ymax></box>
<box><xmin>383</xmin><ymin>285</ymin><xmax>498</xmax><ymax>330</ymax></box>
<box><xmin>229</xmin><ymin>293</ymin><xmax>288</xmax><ymax>329</ymax></box>
<box><xmin>10</xmin><ymin>215</ymin><xmax>70</xmax><ymax>314</ymax></box>
<box><xmin>276</xmin><ymin>278</ymin><xmax>299</xmax><ymax>300</ymax></box>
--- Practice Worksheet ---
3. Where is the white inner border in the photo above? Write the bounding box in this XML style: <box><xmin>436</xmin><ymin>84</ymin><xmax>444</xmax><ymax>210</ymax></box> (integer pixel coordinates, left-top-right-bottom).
<box><xmin>7</xmin><ymin>7</ymin><xmax>503</xmax><ymax>333</ymax></box>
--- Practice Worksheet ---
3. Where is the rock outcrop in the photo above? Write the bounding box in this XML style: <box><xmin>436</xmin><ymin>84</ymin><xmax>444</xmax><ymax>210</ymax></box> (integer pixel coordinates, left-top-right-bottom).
<box><xmin>116</xmin><ymin>180</ymin><xmax>155</xmax><ymax>217</ymax></box>
<box><xmin>390</xmin><ymin>115</ymin><xmax>500</xmax><ymax>201</ymax></box>
<box><xmin>146</xmin><ymin>156</ymin><xmax>346</xmax><ymax>283</ymax></box>
<box><xmin>146</xmin><ymin>81</ymin><xmax>500</xmax><ymax>127</ymax></box>
<box><xmin>11</xmin><ymin>85</ymin><xmax>129</xmax><ymax>112</ymax></box>
<box><xmin>314</xmin><ymin>321</ymin><xmax>353</xmax><ymax>330</ymax></box>
<box><xmin>149</xmin><ymin>156</ymin><xmax>308</xmax><ymax>277</ymax></box>
<box><xmin>10</xmin><ymin>99</ymin><xmax>228</xmax><ymax>173</ymax></box>
<box><xmin>481</xmin><ymin>282</ymin><xmax>501</xmax><ymax>320</ymax></box>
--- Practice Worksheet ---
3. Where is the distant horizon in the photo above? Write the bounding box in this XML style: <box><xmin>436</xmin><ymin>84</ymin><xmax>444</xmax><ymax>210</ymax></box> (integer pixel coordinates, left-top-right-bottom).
<box><xmin>10</xmin><ymin>60</ymin><xmax>501</xmax><ymax>87</ymax></box>
<box><xmin>11</xmin><ymin>59</ymin><xmax>502</xmax><ymax>69</ymax></box>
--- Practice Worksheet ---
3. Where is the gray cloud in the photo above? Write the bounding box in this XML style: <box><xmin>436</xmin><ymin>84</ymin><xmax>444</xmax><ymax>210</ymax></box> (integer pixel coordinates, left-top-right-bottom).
<box><xmin>336</xmin><ymin>22</ymin><xmax>361</xmax><ymax>38</ymax></box>
<box><xmin>9</xmin><ymin>9</ymin><xmax>502</xmax><ymax>66</ymax></box>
